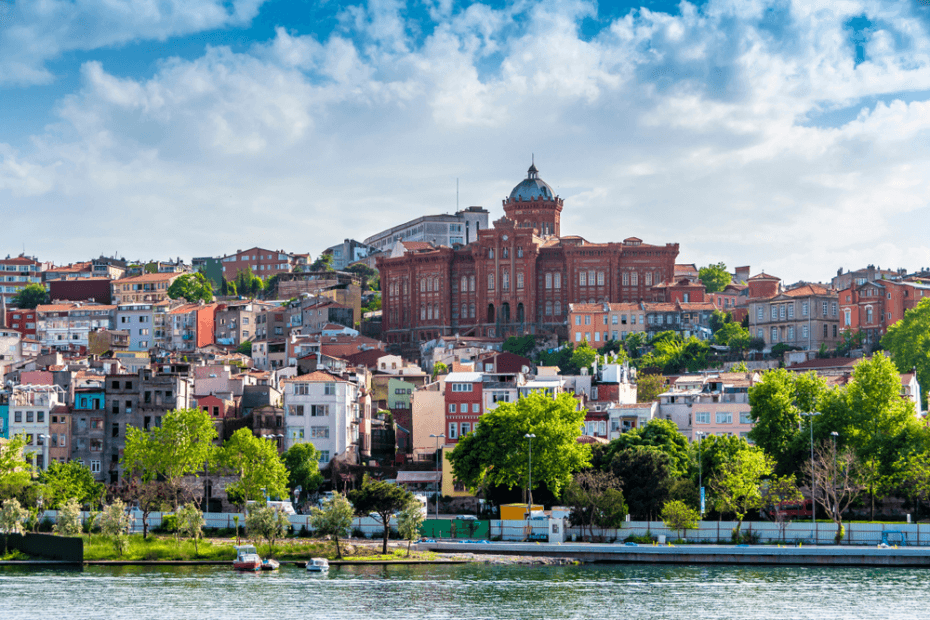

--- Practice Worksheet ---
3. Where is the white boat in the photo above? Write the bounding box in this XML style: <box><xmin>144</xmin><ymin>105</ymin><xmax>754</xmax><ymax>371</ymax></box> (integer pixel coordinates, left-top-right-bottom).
<box><xmin>234</xmin><ymin>545</ymin><xmax>263</xmax><ymax>572</ymax></box>
<box><xmin>306</xmin><ymin>557</ymin><xmax>330</xmax><ymax>572</ymax></box>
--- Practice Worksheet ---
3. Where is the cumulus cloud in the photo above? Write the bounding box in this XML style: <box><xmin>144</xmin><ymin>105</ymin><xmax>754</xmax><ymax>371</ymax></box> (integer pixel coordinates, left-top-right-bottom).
<box><xmin>3</xmin><ymin>0</ymin><xmax>930</xmax><ymax>281</ymax></box>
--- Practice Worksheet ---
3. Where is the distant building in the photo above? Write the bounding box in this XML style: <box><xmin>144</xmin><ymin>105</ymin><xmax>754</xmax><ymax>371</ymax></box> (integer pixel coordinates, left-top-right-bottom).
<box><xmin>218</xmin><ymin>247</ymin><xmax>298</xmax><ymax>280</ymax></box>
<box><xmin>111</xmin><ymin>273</ymin><xmax>180</xmax><ymax>304</ymax></box>
<box><xmin>364</xmin><ymin>206</ymin><xmax>490</xmax><ymax>252</ymax></box>
<box><xmin>0</xmin><ymin>255</ymin><xmax>46</xmax><ymax>305</ymax></box>
<box><xmin>323</xmin><ymin>239</ymin><xmax>378</xmax><ymax>271</ymax></box>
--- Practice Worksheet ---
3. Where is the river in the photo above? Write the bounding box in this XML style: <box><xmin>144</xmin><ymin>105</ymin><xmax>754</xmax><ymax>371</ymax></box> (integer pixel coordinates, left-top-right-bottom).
<box><xmin>1</xmin><ymin>563</ymin><xmax>927</xmax><ymax>619</ymax></box>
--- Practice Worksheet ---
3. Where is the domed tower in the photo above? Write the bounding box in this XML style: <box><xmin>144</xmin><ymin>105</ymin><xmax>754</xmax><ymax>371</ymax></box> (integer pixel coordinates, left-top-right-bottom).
<box><xmin>503</xmin><ymin>162</ymin><xmax>563</xmax><ymax>237</ymax></box>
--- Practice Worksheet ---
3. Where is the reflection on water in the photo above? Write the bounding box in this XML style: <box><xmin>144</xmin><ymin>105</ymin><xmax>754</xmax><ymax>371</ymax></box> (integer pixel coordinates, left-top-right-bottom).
<box><xmin>1</xmin><ymin>562</ymin><xmax>927</xmax><ymax>619</ymax></box>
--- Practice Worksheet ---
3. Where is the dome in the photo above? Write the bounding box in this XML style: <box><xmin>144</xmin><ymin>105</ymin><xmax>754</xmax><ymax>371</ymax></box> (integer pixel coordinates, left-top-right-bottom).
<box><xmin>509</xmin><ymin>163</ymin><xmax>554</xmax><ymax>201</ymax></box>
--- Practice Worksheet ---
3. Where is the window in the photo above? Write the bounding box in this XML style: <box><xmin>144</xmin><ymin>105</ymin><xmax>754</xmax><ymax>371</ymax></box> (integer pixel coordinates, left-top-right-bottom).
<box><xmin>771</xmin><ymin>306</ymin><xmax>778</xmax><ymax>320</ymax></box>
<box><xmin>740</xmin><ymin>412</ymin><xmax>752</xmax><ymax>424</ymax></box>
<box><xmin>788</xmin><ymin>326</ymin><xmax>795</xmax><ymax>340</ymax></box>
<box><xmin>584</xmin><ymin>315</ymin><xmax>591</xmax><ymax>325</ymax></box>
<box><xmin>545</xmin><ymin>302</ymin><xmax>552</xmax><ymax>316</ymax></box>
<box><xmin>771</xmin><ymin>327</ymin><xmax>777</xmax><ymax>342</ymax></box>
<box><xmin>575</xmin><ymin>315</ymin><xmax>581</xmax><ymax>326</ymax></box>
<box><xmin>449</xmin><ymin>403</ymin><xmax>456</xmax><ymax>413</ymax></box>
<box><xmin>579</xmin><ymin>271</ymin><xmax>586</xmax><ymax>286</ymax></box>
<box><xmin>631</xmin><ymin>272</ymin><xmax>638</xmax><ymax>286</ymax></box>
<box><xmin>824</xmin><ymin>324</ymin><xmax>828</xmax><ymax>338</ymax></box>
<box><xmin>26</xmin><ymin>411</ymin><xmax>34</xmax><ymax>423</ymax></box>
<box><xmin>695</xmin><ymin>412</ymin><xmax>710</xmax><ymax>424</ymax></box>
<box><xmin>37</xmin><ymin>411</ymin><xmax>44</xmax><ymax>423</ymax></box>
<box><xmin>311</xmin><ymin>405</ymin><xmax>329</xmax><ymax>416</ymax></box>
<box><xmin>716</xmin><ymin>412</ymin><xmax>733</xmax><ymax>424</ymax></box>
<box><xmin>822</xmin><ymin>301</ymin><xmax>828</xmax><ymax>315</ymax></box>
<box><xmin>90</xmin><ymin>438</ymin><xmax>103</xmax><ymax>452</ymax></box>
<box><xmin>757</xmin><ymin>306</ymin><xmax>763</xmax><ymax>321</ymax></box>
<box><xmin>448</xmin><ymin>423</ymin><xmax>458</xmax><ymax>439</ymax></box>
<box><xmin>311</xmin><ymin>426</ymin><xmax>329</xmax><ymax>439</ymax></box>
<box><xmin>645</xmin><ymin>272</ymin><xmax>652</xmax><ymax>286</ymax></box>
<box><xmin>318</xmin><ymin>451</ymin><xmax>330</xmax><ymax>463</ymax></box>
<box><xmin>622</xmin><ymin>272</ymin><xmax>629</xmax><ymax>286</ymax></box>
<box><xmin>831</xmin><ymin>302</ymin><xmax>837</xmax><ymax>316</ymax></box>
<box><xmin>517</xmin><ymin>272</ymin><xmax>524</xmax><ymax>290</ymax></box>
<box><xmin>294</xmin><ymin>383</ymin><xmax>309</xmax><ymax>395</ymax></box>
<box><xmin>779</xmin><ymin>305</ymin><xmax>785</xmax><ymax>320</ymax></box>
<box><xmin>802</xmin><ymin>302</ymin><xmax>809</xmax><ymax>316</ymax></box>
<box><xmin>472</xmin><ymin>403</ymin><xmax>480</xmax><ymax>413</ymax></box>
<box><xmin>487</xmin><ymin>273</ymin><xmax>495</xmax><ymax>290</ymax></box>
<box><xmin>553</xmin><ymin>273</ymin><xmax>561</xmax><ymax>289</ymax></box>
<box><xmin>502</xmin><ymin>248</ymin><xmax>509</xmax><ymax>259</ymax></box>
<box><xmin>112</xmin><ymin>423</ymin><xmax>119</xmax><ymax>438</ymax></box>
<box><xmin>802</xmin><ymin>325</ymin><xmax>809</xmax><ymax>338</ymax></box>
<box><xmin>91</xmin><ymin>460</ymin><xmax>101</xmax><ymax>473</ymax></box>
<box><xmin>844</xmin><ymin>309</ymin><xmax>851</xmax><ymax>326</ymax></box>
<box><xmin>488</xmin><ymin>249</ymin><xmax>494</xmax><ymax>259</ymax></box>
<box><xmin>289</xmin><ymin>405</ymin><xmax>304</xmax><ymax>416</ymax></box>
<box><xmin>833</xmin><ymin>325</ymin><xmax>837</xmax><ymax>338</ymax></box>
<box><xmin>324</xmin><ymin>383</ymin><xmax>336</xmax><ymax>395</ymax></box>
<box><xmin>461</xmin><ymin>423</ymin><xmax>471</xmax><ymax>435</ymax></box>
<box><xmin>451</xmin><ymin>383</ymin><xmax>473</xmax><ymax>392</ymax></box>
<box><xmin>787</xmin><ymin>304</ymin><xmax>794</xmax><ymax>319</ymax></box>
<box><xmin>554</xmin><ymin>301</ymin><xmax>561</xmax><ymax>315</ymax></box>
<box><xmin>501</xmin><ymin>269</ymin><xmax>509</xmax><ymax>291</ymax></box>
<box><xmin>612</xmin><ymin>314</ymin><xmax>618</xmax><ymax>325</ymax></box>
<box><xmin>588</xmin><ymin>270</ymin><xmax>595</xmax><ymax>286</ymax></box>
<box><xmin>545</xmin><ymin>273</ymin><xmax>552</xmax><ymax>289</ymax></box>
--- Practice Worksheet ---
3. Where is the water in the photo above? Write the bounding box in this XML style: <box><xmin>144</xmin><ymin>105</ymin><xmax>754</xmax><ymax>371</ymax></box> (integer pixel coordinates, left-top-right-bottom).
<box><xmin>1</xmin><ymin>563</ymin><xmax>928</xmax><ymax>619</ymax></box>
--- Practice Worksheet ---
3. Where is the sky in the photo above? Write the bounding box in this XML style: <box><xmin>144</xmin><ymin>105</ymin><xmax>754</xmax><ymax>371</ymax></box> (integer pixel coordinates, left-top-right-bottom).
<box><xmin>2</xmin><ymin>0</ymin><xmax>930</xmax><ymax>284</ymax></box>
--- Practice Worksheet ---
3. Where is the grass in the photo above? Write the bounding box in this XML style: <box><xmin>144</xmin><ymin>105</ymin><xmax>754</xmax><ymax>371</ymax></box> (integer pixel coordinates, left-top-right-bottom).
<box><xmin>0</xmin><ymin>550</ymin><xmax>30</xmax><ymax>561</ymax></box>
<box><xmin>81</xmin><ymin>534</ymin><xmax>441</xmax><ymax>562</ymax></box>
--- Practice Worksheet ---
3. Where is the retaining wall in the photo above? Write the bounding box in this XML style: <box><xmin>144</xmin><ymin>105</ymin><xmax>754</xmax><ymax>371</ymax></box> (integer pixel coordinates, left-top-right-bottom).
<box><xmin>0</xmin><ymin>533</ymin><xmax>83</xmax><ymax>562</ymax></box>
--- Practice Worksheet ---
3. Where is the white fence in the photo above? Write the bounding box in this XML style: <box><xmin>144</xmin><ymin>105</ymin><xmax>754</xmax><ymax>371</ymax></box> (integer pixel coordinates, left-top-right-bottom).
<box><xmin>558</xmin><ymin>520</ymin><xmax>930</xmax><ymax>546</ymax></box>
<box><xmin>41</xmin><ymin>511</ymin><xmax>396</xmax><ymax>538</ymax></box>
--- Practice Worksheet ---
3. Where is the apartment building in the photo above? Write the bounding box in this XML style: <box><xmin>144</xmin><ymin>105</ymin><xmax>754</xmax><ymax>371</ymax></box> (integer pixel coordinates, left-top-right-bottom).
<box><xmin>71</xmin><ymin>380</ymin><xmax>107</xmax><ymax>481</ymax></box>
<box><xmin>8</xmin><ymin>384</ymin><xmax>66</xmax><ymax>471</ymax></box>
<box><xmin>363</xmin><ymin>207</ymin><xmax>490</xmax><ymax>252</ymax></box>
<box><xmin>748</xmin><ymin>281</ymin><xmax>840</xmax><ymax>352</ymax></box>
<box><xmin>283</xmin><ymin>370</ymin><xmax>371</xmax><ymax>465</ymax></box>
<box><xmin>110</xmin><ymin>273</ymin><xmax>180</xmax><ymax>304</ymax></box>
<box><xmin>568</xmin><ymin>302</ymin><xmax>646</xmax><ymax>344</ymax></box>
<box><xmin>219</xmin><ymin>247</ymin><xmax>297</xmax><ymax>280</ymax></box>
<box><xmin>839</xmin><ymin>279</ymin><xmax>930</xmax><ymax>349</ymax></box>
<box><xmin>656</xmin><ymin>372</ymin><xmax>758</xmax><ymax>439</ymax></box>
<box><xmin>116</xmin><ymin>303</ymin><xmax>156</xmax><ymax>351</ymax></box>
<box><xmin>36</xmin><ymin>302</ymin><xmax>116</xmax><ymax>351</ymax></box>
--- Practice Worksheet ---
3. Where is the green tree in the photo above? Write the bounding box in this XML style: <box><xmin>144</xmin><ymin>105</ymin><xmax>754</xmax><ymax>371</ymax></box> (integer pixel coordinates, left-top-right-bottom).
<box><xmin>503</xmin><ymin>335</ymin><xmax>536</xmax><ymax>357</ymax></box>
<box><xmin>98</xmin><ymin>499</ymin><xmax>133</xmax><ymax>557</ymax></box>
<box><xmin>310</xmin><ymin>492</ymin><xmax>355</xmax><ymax>558</ymax></box>
<box><xmin>447</xmin><ymin>392</ymin><xmax>590</xmax><ymax>499</ymax></box>
<box><xmin>236</xmin><ymin>340</ymin><xmax>253</xmax><ymax>356</ymax></box>
<box><xmin>608</xmin><ymin>446</ymin><xmax>674</xmax><ymax>521</ymax></box>
<box><xmin>37</xmin><ymin>461</ymin><xmax>103</xmax><ymax>509</ymax></box>
<box><xmin>222</xmin><ymin>429</ymin><xmax>289</xmax><ymax>505</ymax></box>
<box><xmin>396</xmin><ymin>499</ymin><xmax>426</xmax><ymax>556</ymax></box>
<box><xmin>245</xmin><ymin>504</ymin><xmax>291</xmax><ymax>554</ymax></box>
<box><xmin>347</xmin><ymin>263</ymin><xmax>378</xmax><ymax>290</ymax></box>
<box><xmin>53</xmin><ymin>497</ymin><xmax>83</xmax><ymax>536</ymax></box>
<box><xmin>708</xmin><ymin>309</ymin><xmax>731</xmax><ymax>334</ymax></box>
<box><xmin>0</xmin><ymin>433</ymin><xmax>32</xmax><ymax>498</ymax></box>
<box><xmin>0</xmin><ymin>498</ymin><xmax>29</xmax><ymax>552</ymax></box>
<box><xmin>710</xmin><ymin>448</ymin><xmax>773</xmax><ymax>540</ymax></box>
<box><xmin>111</xmin><ymin>479</ymin><xmax>171</xmax><ymax>539</ymax></box>
<box><xmin>759</xmin><ymin>475</ymin><xmax>804</xmax><ymax>541</ymax></box>
<box><xmin>282</xmin><ymin>443</ymin><xmax>324</xmax><ymax>506</ymax></box>
<box><xmin>635</xmin><ymin>373</ymin><xmax>666</xmax><ymax>403</ymax></box>
<box><xmin>714</xmin><ymin>322</ymin><xmax>751</xmax><ymax>350</ymax></box>
<box><xmin>570</xmin><ymin>341</ymin><xmax>597</xmax><ymax>374</ymax></box>
<box><xmin>731</xmin><ymin>361</ymin><xmax>749</xmax><ymax>373</ymax></box>
<box><xmin>221</xmin><ymin>277</ymin><xmax>237</xmax><ymax>297</ymax></box>
<box><xmin>234</xmin><ymin>267</ymin><xmax>264</xmax><ymax>298</ymax></box>
<box><xmin>563</xmin><ymin>470</ymin><xmax>627</xmax><ymax>541</ymax></box>
<box><xmin>11</xmin><ymin>283</ymin><xmax>49</xmax><ymax>309</ymax></box>
<box><xmin>176</xmin><ymin>503</ymin><xmax>205</xmax><ymax>556</ymax></box>
<box><xmin>699</xmin><ymin>262</ymin><xmax>730</xmax><ymax>293</ymax></box>
<box><xmin>349</xmin><ymin>475</ymin><xmax>414</xmax><ymax>554</ymax></box>
<box><xmin>605</xmin><ymin>418</ymin><xmax>690</xmax><ymax>478</ymax></box>
<box><xmin>432</xmin><ymin>362</ymin><xmax>449</xmax><ymax>379</ymax></box>
<box><xmin>310</xmin><ymin>253</ymin><xmax>335</xmax><ymax>272</ymax></box>
<box><xmin>883</xmin><ymin>299</ymin><xmax>930</xmax><ymax>409</ymax></box>
<box><xmin>747</xmin><ymin>369</ymin><xmax>828</xmax><ymax>475</ymax></box>
<box><xmin>660</xmin><ymin>500</ymin><xmax>701</xmax><ymax>540</ymax></box>
<box><xmin>122</xmin><ymin>407</ymin><xmax>218</xmax><ymax>509</ymax></box>
<box><xmin>167</xmin><ymin>272</ymin><xmax>214</xmax><ymax>303</ymax></box>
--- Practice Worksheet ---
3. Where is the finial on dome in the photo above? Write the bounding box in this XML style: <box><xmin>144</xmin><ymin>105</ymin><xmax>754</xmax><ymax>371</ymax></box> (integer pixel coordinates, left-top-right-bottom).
<box><xmin>528</xmin><ymin>156</ymin><xmax>538</xmax><ymax>179</ymax></box>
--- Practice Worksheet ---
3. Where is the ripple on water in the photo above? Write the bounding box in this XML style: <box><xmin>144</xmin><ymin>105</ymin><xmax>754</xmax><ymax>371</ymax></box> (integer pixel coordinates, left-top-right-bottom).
<box><xmin>1</xmin><ymin>563</ymin><xmax>929</xmax><ymax>620</ymax></box>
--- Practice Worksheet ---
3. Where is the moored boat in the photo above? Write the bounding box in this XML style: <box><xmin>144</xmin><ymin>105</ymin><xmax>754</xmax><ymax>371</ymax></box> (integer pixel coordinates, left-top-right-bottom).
<box><xmin>306</xmin><ymin>558</ymin><xmax>329</xmax><ymax>572</ymax></box>
<box><xmin>234</xmin><ymin>545</ymin><xmax>263</xmax><ymax>571</ymax></box>
<box><xmin>262</xmin><ymin>558</ymin><xmax>280</xmax><ymax>571</ymax></box>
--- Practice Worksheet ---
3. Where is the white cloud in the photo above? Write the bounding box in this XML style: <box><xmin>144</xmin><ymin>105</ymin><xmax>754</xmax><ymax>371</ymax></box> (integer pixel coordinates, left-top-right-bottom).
<box><xmin>2</xmin><ymin>0</ymin><xmax>930</xmax><ymax>283</ymax></box>
<box><xmin>0</xmin><ymin>0</ymin><xmax>267</xmax><ymax>85</ymax></box>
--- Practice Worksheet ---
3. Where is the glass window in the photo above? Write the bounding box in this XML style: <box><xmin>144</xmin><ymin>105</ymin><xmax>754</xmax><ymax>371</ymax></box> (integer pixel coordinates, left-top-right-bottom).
<box><xmin>695</xmin><ymin>412</ymin><xmax>710</xmax><ymax>424</ymax></box>
<box><xmin>716</xmin><ymin>412</ymin><xmax>733</xmax><ymax>424</ymax></box>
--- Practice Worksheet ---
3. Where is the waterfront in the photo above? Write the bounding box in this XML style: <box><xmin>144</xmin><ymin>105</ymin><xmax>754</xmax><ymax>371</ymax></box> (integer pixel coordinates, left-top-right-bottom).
<box><xmin>2</xmin><ymin>563</ymin><xmax>928</xmax><ymax>619</ymax></box>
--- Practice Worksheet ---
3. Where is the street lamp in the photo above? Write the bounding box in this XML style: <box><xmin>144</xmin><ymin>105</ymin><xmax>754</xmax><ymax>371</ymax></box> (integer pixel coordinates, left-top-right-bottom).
<box><xmin>525</xmin><ymin>433</ymin><xmax>536</xmax><ymax>520</ymax></box>
<box><xmin>695</xmin><ymin>431</ymin><xmax>706</xmax><ymax>517</ymax></box>
<box><xmin>429</xmin><ymin>433</ymin><xmax>445</xmax><ymax>519</ymax></box>
<box><xmin>799</xmin><ymin>411</ymin><xmax>821</xmax><ymax>542</ymax></box>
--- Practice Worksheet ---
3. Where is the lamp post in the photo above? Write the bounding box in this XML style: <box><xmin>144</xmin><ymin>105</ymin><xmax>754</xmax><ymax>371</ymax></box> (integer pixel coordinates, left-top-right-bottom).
<box><xmin>525</xmin><ymin>433</ymin><xmax>536</xmax><ymax>520</ymax></box>
<box><xmin>830</xmin><ymin>431</ymin><xmax>839</xmax><ymax>518</ymax></box>
<box><xmin>695</xmin><ymin>431</ymin><xmax>706</xmax><ymax>517</ymax></box>
<box><xmin>429</xmin><ymin>433</ymin><xmax>445</xmax><ymax>519</ymax></box>
<box><xmin>800</xmin><ymin>411</ymin><xmax>821</xmax><ymax>542</ymax></box>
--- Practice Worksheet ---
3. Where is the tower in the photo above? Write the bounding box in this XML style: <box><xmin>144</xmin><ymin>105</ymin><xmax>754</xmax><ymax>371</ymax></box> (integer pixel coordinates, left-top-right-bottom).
<box><xmin>502</xmin><ymin>162</ymin><xmax>563</xmax><ymax>237</ymax></box>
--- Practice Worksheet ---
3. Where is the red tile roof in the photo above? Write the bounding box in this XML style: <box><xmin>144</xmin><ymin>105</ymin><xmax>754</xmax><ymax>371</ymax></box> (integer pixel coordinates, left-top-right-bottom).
<box><xmin>286</xmin><ymin>370</ymin><xmax>348</xmax><ymax>383</ymax></box>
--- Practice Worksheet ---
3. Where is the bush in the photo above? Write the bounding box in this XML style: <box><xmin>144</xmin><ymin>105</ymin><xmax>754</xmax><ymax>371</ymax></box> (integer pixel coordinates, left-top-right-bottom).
<box><xmin>39</xmin><ymin>517</ymin><xmax>54</xmax><ymax>532</ymax></box>
<box><xmin>351</xmin><ymin>527</ymin><xmax>367</xmax><ymax>539</ymax></box>
<box><xmin>623</xmin><ymin>533</ymin><xmax>656</xmax><ymax>544</ymax></box>
<box><xmin>157</xmin><ymin>513</ymin><xmax>178</xmax><ymax>533</ymax></box>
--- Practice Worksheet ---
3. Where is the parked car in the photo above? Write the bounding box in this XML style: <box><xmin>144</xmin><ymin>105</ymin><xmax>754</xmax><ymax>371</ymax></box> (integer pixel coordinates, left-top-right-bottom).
<box><xmin>455</xmin><ymin>515</ymin><xmax>478</xmax><ymax>521</ymax></box>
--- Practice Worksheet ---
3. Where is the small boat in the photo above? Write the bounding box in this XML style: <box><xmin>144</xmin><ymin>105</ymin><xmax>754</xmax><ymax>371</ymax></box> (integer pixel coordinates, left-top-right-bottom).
<box><xmin>261</xmin><ymin>558</ymin><xmax>280</xmax><ymax>571</ymax></box>
<box><xmin>306</xmin><ymin>557</ymin><xmax>330</xmax><ymax>572</ymax></box>
<box><xmin>233</xmin><ymin>545</ymin><xmax>263</xmax><ymax>572</ymax></box>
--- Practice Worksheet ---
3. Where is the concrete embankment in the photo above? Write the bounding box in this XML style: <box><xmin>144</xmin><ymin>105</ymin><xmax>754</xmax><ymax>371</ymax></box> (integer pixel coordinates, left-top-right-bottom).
<box><xmin>419</xmin><ymin>541</ymin><xmax>930</xmax><ymax>567</ymax></box>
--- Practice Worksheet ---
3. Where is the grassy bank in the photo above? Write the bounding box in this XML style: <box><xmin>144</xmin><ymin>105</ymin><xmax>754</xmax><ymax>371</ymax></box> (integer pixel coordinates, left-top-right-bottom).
<box><xmin>82</xmin><ymin>534</ymin><xmax>439</xmax><ymax>562</ymax></box>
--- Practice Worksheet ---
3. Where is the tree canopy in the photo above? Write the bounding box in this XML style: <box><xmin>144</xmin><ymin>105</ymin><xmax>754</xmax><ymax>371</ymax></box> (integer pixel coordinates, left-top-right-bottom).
<box><xmin>122</xmin><ymin>407</ymin><xmax>218</xmax><ymax>508</ymax></box>
<box><xmin>222</xmin><ymin>429</ymin><xmax>290</xmax><ymax>504</ymax></box>
<box><xmin>635</xmin><ymin>373</ymin><xmax>666</xmax><ymax>403</ymax></box>
<box><xmin>604</xmin><ymin>418</ymin><xmax>690</xmax><ymax>478</ymax></box>
<box><xmin>699</xmin><ymin>262</ymin><xmax>731</xmax><ymax>293</ymax></box>
<box><xmin>0</xmin><ymin>433</ymin><xmax>31</xmax><ymax>499</ymax></box>
<box><xmin>282</xmin><ymin>442</ymin><xmax>324</xmax><ymax>505</ymax></box>
<box><xmin>883</xmin><ymin>298</ymin><xmax>930</xmax><ymax>408</ymax></box>
<box><xmin>310</xmin><ymin>253</ymin><xmax>335</xmax><ymax>272</ymax></box>
<box><xmin>37</xmin><ymin>461</ymin><xmax>104</xmax><ymax>509</ymax></box>
<box><xmin>447</xmin><ymin>392</ymin><xmax>590</xmax><ymax>498</ymax></box>
<box><xmin>349</xmin><ymin>475</ymin><xmax>413</xmax><ymax>554</ymax></box>
<box><xmin>11</xmin><ymin>283</ymin><xmax>49</xmax><ymax>309</ymax></box>
<box><xmin>167</xmin><ymin>272</ymin><xmax>214</xmax><ymax>303</ymax></box>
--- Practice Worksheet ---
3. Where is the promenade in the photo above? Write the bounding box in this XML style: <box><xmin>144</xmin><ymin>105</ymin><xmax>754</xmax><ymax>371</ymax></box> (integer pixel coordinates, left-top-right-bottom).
<box><xmin>418</xmin><ymin>541</ymin><xmax>930</xmax><ymax>567</ymax></box>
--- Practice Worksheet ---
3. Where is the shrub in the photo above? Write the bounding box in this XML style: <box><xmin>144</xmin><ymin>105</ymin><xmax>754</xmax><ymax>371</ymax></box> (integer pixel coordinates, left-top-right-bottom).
<box><xmin>351</xmin><ymin>527</ymin><xmax>367</xmax><ymax>539</ymax></box>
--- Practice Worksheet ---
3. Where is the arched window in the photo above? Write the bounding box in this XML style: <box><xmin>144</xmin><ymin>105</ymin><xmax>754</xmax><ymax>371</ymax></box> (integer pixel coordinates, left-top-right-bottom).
<box><xmin>461</xmin><ymin>303</ymin><xmax>467</xmax><ymax>318</ymax></box>
<box><xmin>866</xmin><ymin>306</ymin><xmax>873</xmax><ymax>323</ymax></box>
<box><xmin>488</xmin><ymin>273</ymin><xmax>495</xmax><ymax>290</ymax></box>
<box><xmin>545</xmin><ymin>301</ymin><xmax>552</xmax><ymax>316</ymax></box>
<box><xmin>470</xmin><ymin>303</ymin><xmax>475</xmax><ymax>318</ymax></box>
<box><xmin>420</xmin><ymin>279</ymin><xmax>426</xmax><ymax>292</ymax></box>
<box><xmin>434</xmin><ymin>277</ymin><xmax>440</xmax><ymax>291</ymax></box>
<box><xmin>427</xmin><ymin>305</ymin><xmax>433</xmax><ymax>320</ymax></box>
<box><xmin>517</xmin><ymin>272</ymin><xmax>524</xmax><ymax>290</ymax></box>
<box><xmin>420</xmin><ymin>307</ymin><xmax>426</xmax><ymax>320</ymax></box>
<box><xmin>461</xmin><ymin>276</ymin><xmax>467</xmax><ymax>292</ymax></box>
<box><xmin>645</xmin><ymin>272</ymin><xmax>652</xmax><ymax>286</ymax></box>
<box><xmin>622</xmin><ymin>272</ymin><xmax>629</xmax><ymax>286</ymax></box>
<box><xmin>554</xmin><ymin>273</ymin><xmax>561</xmax><ymax>289</ymax></box>
<box><xmin>631</xmin><ymin>272</ymin><xmax>638</xmax><ymax>286</ymax></box>
<box><xmin>554</xmin><ymin>301</ymin><xmax>561</xmax><ymax>315</ymax></box>
<box><xmin>545</xmin><ymin>273</ymin><xmax>552</xmax><ymax>289</ymax></box>
<box><xmin>502</xmin><ymin>269</ymin><xmax>510</xmax><ymax>291</ymax></box>
<box><xmin>469</xmin><ymin>275</ymin><xmax>475</xmax><ymax>291</ymax></box>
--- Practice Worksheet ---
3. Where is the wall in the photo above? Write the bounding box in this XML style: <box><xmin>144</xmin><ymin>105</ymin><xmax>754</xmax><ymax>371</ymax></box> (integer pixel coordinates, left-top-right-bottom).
<box><xmin>0</xmin><ymin>532</ymin><xmax>83</xmax><ymax>562</ymax></box>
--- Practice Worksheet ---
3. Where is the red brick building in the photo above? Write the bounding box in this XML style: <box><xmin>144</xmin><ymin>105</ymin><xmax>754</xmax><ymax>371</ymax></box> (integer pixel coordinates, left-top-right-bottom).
<box><xmin>444</xmin><ymin>371</ymin><xmax>484</xmax><ymax>443</ymax></box>
<box><xmin>219</xmin><ymin>247</ymin><xmax>298</xmax><ymax>280</ymax></box>
<box><xmin>5</xmin><ymin>309</ymin><xmax>37</xmax><ymax>338</ymax></box>
<box><xmin>839</xmin><ymin>279</ymin><xmax>930</xmax><ymax>349</ymax></box>
<box><xmin>378</xmin><ymin>164</ymin><xmax>680</xmax><ymax>345</ymax></box>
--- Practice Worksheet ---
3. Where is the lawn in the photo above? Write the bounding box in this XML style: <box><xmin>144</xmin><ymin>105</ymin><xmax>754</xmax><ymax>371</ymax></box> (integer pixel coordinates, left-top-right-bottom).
<box><xmin>81</xmin><ymin>534</ymin><xmax>439</xmax><ymax>562</ymax></box>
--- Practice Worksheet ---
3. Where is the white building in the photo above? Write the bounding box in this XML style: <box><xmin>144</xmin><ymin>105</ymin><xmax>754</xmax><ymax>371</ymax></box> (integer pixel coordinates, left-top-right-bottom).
<box><xmin>8</xmin><ymin>384</ymin><xmax>66</xmax><ymax>471</ymax></box>
<box><xmin>36</xmin><ymin>303</ymin><xmax>116</xmax><ymax>351</ymax></box>
<box><xmin>282</xmin><ymin>370</ymin><xmax>370</xmax><ymax>465</ymax></box>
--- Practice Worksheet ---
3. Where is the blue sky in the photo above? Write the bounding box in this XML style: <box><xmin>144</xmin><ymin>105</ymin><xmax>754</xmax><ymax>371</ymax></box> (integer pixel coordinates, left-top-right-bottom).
<box><xmin>2</xmin><ymin>0</ymin><xmax>930</xmax><ymax>283</ymax></box>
